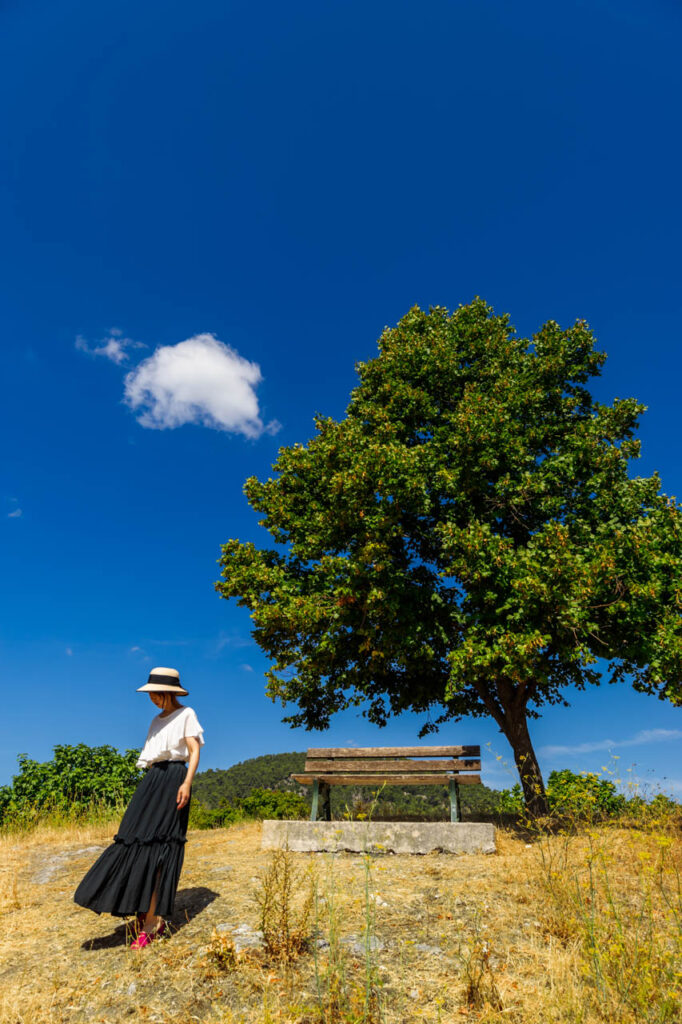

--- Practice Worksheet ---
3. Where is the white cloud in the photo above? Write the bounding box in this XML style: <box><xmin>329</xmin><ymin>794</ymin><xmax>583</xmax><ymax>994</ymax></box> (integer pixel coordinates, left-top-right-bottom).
<box><xmin>7</xmin><ymin>508</ymin><xmax>22</xmax><ymax>518</ymax></box>
<box><xmin>540</xmin><ymin>728</ymin><xmax>682</xmax><ymax>758</ymax></box>
<box><xmin>76</xmin><ymin>330</ymin><xmax>145</xmax><ymax>366</ymax></box>
<box><xmin>130</xmin><ymin>645</ymin><xmax>143</xmax><ymax>654</ymax></box>
<box><xmin>240</xmin><ymin>663</ymin><xmax>254</xmax><ymax>672</ymax></box>
<box><xmin>123</xmin><ymin>333</ymin><xmax>279</xmax><ymax>438</ymax></box>
<box><xmin>215</xmin><ymin>631</ymin><xmax>253</xmax><ymax>654</ymax></box>
<box><xmin>66</xmin><ymin>647</ymin><xmax>73</xmax><ymax>656</ymax></box>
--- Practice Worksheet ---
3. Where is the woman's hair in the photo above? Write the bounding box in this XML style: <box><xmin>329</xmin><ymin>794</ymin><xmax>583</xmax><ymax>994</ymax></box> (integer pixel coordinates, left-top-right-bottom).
<box><xmin>161</xmin><ymin>692</ymin><xmax>182</xmax><ymax>711</ymax></box>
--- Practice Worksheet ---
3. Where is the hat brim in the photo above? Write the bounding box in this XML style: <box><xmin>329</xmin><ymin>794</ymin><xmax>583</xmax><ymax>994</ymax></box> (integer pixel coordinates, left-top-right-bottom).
<box><xmin>137</xmin><ymin>683</ymin><xmax>189</xmax><ymax>695</ymax></box>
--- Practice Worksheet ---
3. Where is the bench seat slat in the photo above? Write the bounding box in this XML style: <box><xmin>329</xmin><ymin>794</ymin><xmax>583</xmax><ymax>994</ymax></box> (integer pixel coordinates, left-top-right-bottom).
<box><xmin>306</xmin><ymin>746</ymin><xmax>479</xmax><ymax>758</ymax></box>
<box><xmin>304</xmin><ymin>758</ymin><xmax>481</xmax><ymax>772</ymax></box>
<box><xmin>292</xmin><ymin>773</ymin><xmax>481</xmax><ymax>786</ymax></box>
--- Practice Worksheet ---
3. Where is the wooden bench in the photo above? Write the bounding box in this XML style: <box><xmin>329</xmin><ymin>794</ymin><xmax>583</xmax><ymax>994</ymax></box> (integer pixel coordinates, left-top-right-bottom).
<box><xmin>291</xmin><ymin>745</ymin><xmax>481</xmax><ymax>823</ymax></box>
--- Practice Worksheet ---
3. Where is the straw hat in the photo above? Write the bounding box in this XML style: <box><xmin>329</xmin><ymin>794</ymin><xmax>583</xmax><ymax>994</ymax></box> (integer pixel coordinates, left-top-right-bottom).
<box><xmin>137</xmin><ymin>666</ymin><xmax>188</xmax><ymax>696</ymax></box>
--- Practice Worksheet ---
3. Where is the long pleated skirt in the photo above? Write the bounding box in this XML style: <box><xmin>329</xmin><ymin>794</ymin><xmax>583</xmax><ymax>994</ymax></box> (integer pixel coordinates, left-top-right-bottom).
<box><xmin>74</xmin><ymin>760</ymin><xmax>190</xmax><ymax>918</ymax></box>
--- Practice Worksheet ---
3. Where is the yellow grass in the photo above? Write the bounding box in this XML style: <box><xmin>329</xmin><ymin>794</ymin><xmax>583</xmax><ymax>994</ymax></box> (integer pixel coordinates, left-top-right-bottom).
<box><xmin>0</xmin><ymin>818</ymin><xmax>679</xmax><ymax>1023</ymax></box>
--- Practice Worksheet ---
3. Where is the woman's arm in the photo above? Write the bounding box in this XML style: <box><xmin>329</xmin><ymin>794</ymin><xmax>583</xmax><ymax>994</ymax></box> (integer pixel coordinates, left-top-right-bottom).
<box><xmin>176</xmin><ymin>736</ymin><xmax>200</xmax><ymax>809</ymax></box>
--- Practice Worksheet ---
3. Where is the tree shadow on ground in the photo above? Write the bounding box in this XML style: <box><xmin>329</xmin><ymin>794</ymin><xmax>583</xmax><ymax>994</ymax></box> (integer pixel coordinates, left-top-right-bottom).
<box><xmin>81</xmin><ymin>886</ymin><xmax>221</xmax><ymax>950</ymax></box>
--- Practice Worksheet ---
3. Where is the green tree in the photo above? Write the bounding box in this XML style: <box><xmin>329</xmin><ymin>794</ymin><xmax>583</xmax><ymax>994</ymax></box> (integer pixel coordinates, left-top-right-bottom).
<box><xmin>216</xmin><ymin>300</ymin><xmax>682</xmax><ymax>815</ymax></box>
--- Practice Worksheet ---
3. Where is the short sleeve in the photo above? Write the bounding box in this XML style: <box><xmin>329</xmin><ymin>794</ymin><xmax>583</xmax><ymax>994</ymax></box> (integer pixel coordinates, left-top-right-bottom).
<box><xmin>136</xmin><ymin>721</ymin><xmax>155</xmax><ymax>768</ymax></box>
<box><xmin>183</xmin><ymin>707</ymin><xmax>205</xmax><ymax>746</ymax></box>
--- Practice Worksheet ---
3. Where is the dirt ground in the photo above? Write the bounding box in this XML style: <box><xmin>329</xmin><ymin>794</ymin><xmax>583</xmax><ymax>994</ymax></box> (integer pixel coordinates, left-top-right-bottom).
<box><xmin>0</xmin><ymin>820</ymin><xmax>623</xmax><ymax>1023</ymax></box>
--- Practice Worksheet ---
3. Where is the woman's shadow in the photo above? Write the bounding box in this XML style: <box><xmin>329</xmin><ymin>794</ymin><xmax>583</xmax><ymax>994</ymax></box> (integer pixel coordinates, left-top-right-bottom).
<box><xmin>81</xmin><ymin>886</ymin><xmax>221</xmax><ymax>950</ymax></box>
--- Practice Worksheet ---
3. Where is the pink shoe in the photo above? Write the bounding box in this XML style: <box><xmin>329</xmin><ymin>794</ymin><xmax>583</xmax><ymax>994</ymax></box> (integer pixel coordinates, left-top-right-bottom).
<box><xmin>130</xmin><ymin>920</ymin><xmax>165</xmax><ymax>949</ymax></box>
<box><xmin>130</xmin><ymin>931</ymin><xmax>152</xmax><ymax>950</ymax></box>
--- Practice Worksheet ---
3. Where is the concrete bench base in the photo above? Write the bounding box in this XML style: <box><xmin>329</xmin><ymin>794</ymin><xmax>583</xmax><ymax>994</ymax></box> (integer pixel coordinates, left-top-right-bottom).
<box><xmin>261</xmin><ymin>820</ymin><xmax>496</xmax><ymax>855</ymax></box>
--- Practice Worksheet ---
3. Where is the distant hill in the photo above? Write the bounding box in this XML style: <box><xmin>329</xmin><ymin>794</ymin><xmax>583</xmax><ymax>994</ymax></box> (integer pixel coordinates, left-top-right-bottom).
<box><xmin>192</xmin><ymin>751</ymin><xmax>506</xmax><ymax>820</ymax></box>
<box><xmin>193</xmin><ymin>752</ymin><xmax>306</xmax><ymax>808</ymax></box>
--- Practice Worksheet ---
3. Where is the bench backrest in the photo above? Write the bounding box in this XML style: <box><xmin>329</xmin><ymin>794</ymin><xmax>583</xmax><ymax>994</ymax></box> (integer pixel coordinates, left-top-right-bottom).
<box><xmin>304</xmin><ymin>745</ymin><xmax>481</xmax><ymax>783</ymax></box>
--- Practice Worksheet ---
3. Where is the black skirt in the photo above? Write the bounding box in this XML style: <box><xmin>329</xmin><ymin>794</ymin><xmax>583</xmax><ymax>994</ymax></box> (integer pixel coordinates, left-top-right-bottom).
<box><xmin>74</xmin><ymin>760</ymin><xmax>190</xmax><ymax>918</ymax></box>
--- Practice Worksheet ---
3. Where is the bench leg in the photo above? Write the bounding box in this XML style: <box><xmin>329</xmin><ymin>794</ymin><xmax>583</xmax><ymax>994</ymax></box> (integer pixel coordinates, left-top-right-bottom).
<box><xmin>311</xmin><ymin>779</ymin><xmax>320</xmax><ymax>821</ymax></box>
<box><xmin>449</xmin><ymin>779</ymin><xmax>462</xmax><ymax>822</ymax></box>
<box><xmin>321</xmin><ymin>782</ymin><xmax>331</xmax><ymax>821</ymax></box>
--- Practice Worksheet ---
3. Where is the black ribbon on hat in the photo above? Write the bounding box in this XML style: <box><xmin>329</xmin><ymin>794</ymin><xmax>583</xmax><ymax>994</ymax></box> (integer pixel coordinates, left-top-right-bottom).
<box><xmin>147</xmin><ymin>673</ymin><xmax>183</xmax><ymax>688</ymax></box>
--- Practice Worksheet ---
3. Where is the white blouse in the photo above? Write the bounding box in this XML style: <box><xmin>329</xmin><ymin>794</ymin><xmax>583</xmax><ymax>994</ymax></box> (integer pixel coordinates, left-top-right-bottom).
<box><xmin>136</xmin><ymin>706</ymin><xmax>205</xmax><ymax>769</ymax></box>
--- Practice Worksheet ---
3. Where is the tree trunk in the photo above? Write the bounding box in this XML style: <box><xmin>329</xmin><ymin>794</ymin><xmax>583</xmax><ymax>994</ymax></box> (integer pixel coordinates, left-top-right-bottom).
<box><xmin>471</xmin><ymin>678</ymin><xmax>549</xmax><ymax>817</ymax></box>
<box><xmin>506</xmin><ymin>712</ymin><xmax>549</xmax><ymax>817</ymax></box>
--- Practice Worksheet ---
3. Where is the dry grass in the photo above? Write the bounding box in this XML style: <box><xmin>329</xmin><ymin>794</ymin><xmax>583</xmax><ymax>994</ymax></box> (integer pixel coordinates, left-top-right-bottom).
<box><xmin>0</xmin><ymin>817</ymin><xmax>679</xmax><ymax>1023</ymax></box>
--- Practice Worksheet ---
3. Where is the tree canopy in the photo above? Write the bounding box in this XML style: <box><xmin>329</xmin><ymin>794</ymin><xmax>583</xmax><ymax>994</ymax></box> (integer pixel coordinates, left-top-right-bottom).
<box><xmin>216</xmin><ymin>300</ymin><xmax>682</xmax><ymax>813</ymax></box>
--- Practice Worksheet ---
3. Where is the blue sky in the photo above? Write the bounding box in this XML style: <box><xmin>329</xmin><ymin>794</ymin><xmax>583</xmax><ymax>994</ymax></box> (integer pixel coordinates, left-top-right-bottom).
<box><xmin>2</xmin><ymin>0</ymin><xmax>681</xmax><ymax>794</ymax></box>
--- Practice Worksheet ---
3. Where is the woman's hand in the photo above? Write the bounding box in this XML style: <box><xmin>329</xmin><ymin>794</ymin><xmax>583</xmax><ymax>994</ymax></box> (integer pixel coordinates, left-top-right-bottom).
<box><xmin>177</xmin><ymin>736</ymin><xmax>200</xmax><ymax>810</ymax></box>
<box><xmin>176</xmin><ymin>781</ymin><xmax>191</xmax><ymax>809</ymax></box>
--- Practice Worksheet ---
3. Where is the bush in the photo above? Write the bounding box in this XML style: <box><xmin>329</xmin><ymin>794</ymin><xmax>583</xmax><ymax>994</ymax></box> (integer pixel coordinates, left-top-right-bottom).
<box><xmin>240</xmin><ymin>787</ymin><xmax>309</xmax><ymax>820</ymax></box>
<box><xmin>497</xmin><ymin>782</ymin><xmax>524</xmax><ymax>815</ymax></box>
<box><xmin>546</xmin><ymin>769</ymin><xmax>626</xmax><ymax>818</ymax></box>
<box><xmin>647</xmin><ymin>792</ymin><xmax>680</xmax><ymax>815</ymax></box>
<box><xmin>0</xmin><ymin>744</ymin><xmax>143</xmax><ymax>827</ymax></box>
<box><xmin>497</xmin><ymin>769</ymin><xmax>651</xmax><ymax>821</ymax></box>
<box><xmin>189</xmin><ymin>787</ymin><xmax>310</xmax><ymax>830</ymax></box>
<box><xmin>188</xmin><ymin>800</ymin><xmax>243</xmax><ymax>830</ymax></box>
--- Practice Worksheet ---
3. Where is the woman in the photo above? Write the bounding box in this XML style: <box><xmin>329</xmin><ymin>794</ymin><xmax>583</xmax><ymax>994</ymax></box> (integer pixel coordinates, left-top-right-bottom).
<box><xmin>74</xmin><ymin>667</ymin><xmax>204</xmax><ymax>949</ymax></box>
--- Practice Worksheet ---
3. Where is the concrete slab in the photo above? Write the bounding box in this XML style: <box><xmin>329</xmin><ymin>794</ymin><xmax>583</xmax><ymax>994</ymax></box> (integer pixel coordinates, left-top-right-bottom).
<box><xmin>261</xmin><ymin>820</ymin><xmax>496</xmax><ymax>855</ymax></box>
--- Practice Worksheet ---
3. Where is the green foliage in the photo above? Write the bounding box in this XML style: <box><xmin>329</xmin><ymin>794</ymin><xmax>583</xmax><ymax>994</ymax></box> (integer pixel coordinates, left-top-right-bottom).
<box><xmin>240</xmin><ymin>787</ymin><xmax>309</xmax><ymax>819</ymax></box>
<box><xmin>188</xmin><ymin>800</ymin><xmax>243</xmax><ymax>830</ymax></box>
<box><xmin>546</xmin><ymin>769</ymin><xmax>626</xmax><ymax>817</ymax></box>
<box><xmin>0</xmin><ymin>744</ymin><xmax>143</xmax><ymax>825</ymax></box>
<box><xmin>497</xmin><ymin>783</ymin><xmax>524</xmax><ymax>815</ymax></box>
<box><xmin>189</xmin><ymin>785</ymin><xmax>309</xmax><ymax>830</ymax></box>
<box><xmin>496</xmin><ymin>769</ymin><xmax>682</xmax><ymax>821</ymax></box>
<box><xmin>0</xmin><ymin>785</ymin><xmax>13</xmax><ymax>821</ymax></box>
<box><xmin>216</xmin><ymin>300</ymin><xmax>682</xmax><ymax>813</ymax></box>
<box><xmin>330</xmin><ymin>780</ymin><xmax>505</xmax><ymax>821</ymax></box>
<box><xmin>647</xmin><ymin>792</ymin><xmax>680</xmax><ymax>816</ymax></box>
<box><xmin>192</xmin><ymin>752</ymin><xmax>306</xmax><ymax>808</ymax></box>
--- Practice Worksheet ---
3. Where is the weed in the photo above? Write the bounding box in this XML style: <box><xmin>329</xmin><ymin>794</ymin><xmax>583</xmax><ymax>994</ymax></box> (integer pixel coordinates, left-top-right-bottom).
<box><xmin>207</xmin><ymin>929</ymin><xmax>239</xmax><ymax>971</ymax></box>
<box><xmin>311</xmin><ymin>854</ymin><xmax>351</xmax><ymax>1022</ymax></box>
<box><xmin>254</xmin><ymin>846</ymin><xmax>315</xmax><ymax>963</ymax></box>
<box><xmin>359</xmin><ymin>852</ymin><xmax>383</xmax><ymax>1023</ymax></box>
<box><xmin>309</xmin><ymin>850</ymin><xmax>383</xmax><ymax>1024</ymax></box>
<box><xmin>455</xmin><ymin>912</ymin><xmax>503</xmax><ymax>1012</ymax></box>
<box><xmin>534</xmin><ymin>816</ymin><xmax>682</xmax><ymax>1023</ymax></box>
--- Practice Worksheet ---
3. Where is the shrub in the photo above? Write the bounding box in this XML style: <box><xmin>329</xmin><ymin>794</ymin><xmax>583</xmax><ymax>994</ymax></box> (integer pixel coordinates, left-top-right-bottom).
<box><xmin>497</xmin><ymin>783</ymin><xmax>524</xmax><ymax>814</ymax></box>
<box><xmin>189</xmin><ymin>787</ymin><xmax>309</xmax><ymax>830</ymax></box>
<box><xmin>546</xmin><ymin>769</ymin><xmax>626</xmax><ymax>818</ymax></box>
<box><xmin>0</xmin><ymin>744</ymin><xmax>143</xmax><ymax>826</ymax></box>
<box><xmin>240</xmin><ymin>787</ymin><xmax>309</xmax><ymax>820</ymax></box>
<box><xmin>497</xmin><ymin>770</ymin><xmax>634</xmax><ymax>821</ymax></box>
<box><xmin>647</xmin><ymin>792</ymin><xmax>680</xmax><ymax>816</ymax></box>
<box><xmin>188</xmin><ymin>800</ymin><xmax>243</xmax><ymax>830</ymax></box>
